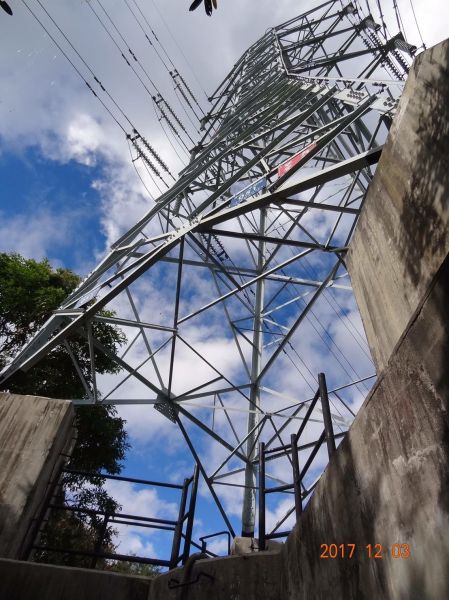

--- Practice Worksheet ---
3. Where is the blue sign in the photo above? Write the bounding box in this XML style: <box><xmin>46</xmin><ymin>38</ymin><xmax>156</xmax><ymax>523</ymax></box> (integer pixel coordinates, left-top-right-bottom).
<box><xmin>230</xmin><ymin>177</ymin><xmax>267</xmax><ymax>208</ymax></box>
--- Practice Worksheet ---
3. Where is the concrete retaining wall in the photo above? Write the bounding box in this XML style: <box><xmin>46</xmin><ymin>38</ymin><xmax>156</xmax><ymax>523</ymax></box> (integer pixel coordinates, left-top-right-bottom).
<box><xmin>280</xmin><ymin>252</ymin><xmax>449</xmax><ymax>599</ymax></box>
<box><xmin>0</xmin><ymin>559</ymin><xmax>151</xmax><ymax>600</ymax></box>
<box><xmin>0</xmin><ymin>393</ymin><xmax>74</xmax><ymax>559</ymax></box>
<box><xmin>346</xmin><ymin>38</ymin><xmax>449</xmax><ymax>372</ymax></box>
<box><xmin>151</xmin><ymin>551</ymin><xmax>282</xmax><ymax>599</ymax></box>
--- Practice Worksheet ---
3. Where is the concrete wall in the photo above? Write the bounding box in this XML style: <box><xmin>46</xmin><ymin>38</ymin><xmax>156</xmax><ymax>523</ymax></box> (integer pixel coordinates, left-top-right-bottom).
<box><xmin>151</xmin><ymin>551</ymin><xmax>282</xmax><ymax>600</ymax></box>
<box><xmin>0</xmin><ymin>393</ymin><xmax>74</xmax><ymax>559</ymax></box>
<box><xmin>281</xmin><ymin>252</ymin><xmax>449</xmax><ymax>599</ymax></box>
<box><xmin>273</xmin><ymin>38</ymin><xmax>448</xmax><ymax>600</ymax></box>
<box><xmin>0</xmin><ymin>559</ymin><xmax>151</xmax><ymax>600</ymax></box>
<box><xmin>0</xmin><ymin>551</ymin><xmax>282</xmax><ymax>600</ymax></box>
<box><xmin>346</xmin><ymin>39</ymin><xmax>449</xmax><ymax>372</ymax></box>
<box><xmin>139</xmin><ymin>208</ymin><xmax>449</xmax><ymax>600</ymax></box>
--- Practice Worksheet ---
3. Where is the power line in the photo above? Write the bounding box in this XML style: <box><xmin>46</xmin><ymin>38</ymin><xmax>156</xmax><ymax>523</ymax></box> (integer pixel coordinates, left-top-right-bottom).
<box><xmin>123</xmin><ymin>0</ymin><xmax>172</xmax><ymax>73</ymax></box>
<box><xmin>392</xmin><ymin>0</ymin><xmax>405</xmax><ymax>33</ymax></box>
<box><xmin>375</xmin><ymin>0</ymin><xmax>388</xmax><ymax>41</ymax></box>
<box><xmin>158</xmin><ymin>115</ymin><xmax>189</xmax><ymax>162</ymax></box>
<box><xmin>127</xmin><ymin>137</ymin><xmax>155</xmax><ymax>200</ymax></box>
<box><xmin>24</xmin><ymin>0</ymin><xmax>179</xmax><ymax>189</ymax></box>
<box><xmin>88</xmin><ymin>0</ymin><xmax>158</xmax><ymax>98</ymax></box>
<box><xmin>125</xmin><ymin>0</ymin><xmax>206</xmax><ymax>120</ymax></box>
<box><xmin>21</xmin><ymin>0</ymin><xmax>128</xmax><ymax>133</ymax></box>
<box><xmin>174</xmin><ymin>84</ymin><xmax>201</xmax><ymax>131</ymax></box>
<box><xmin>171</xmin><ymin>69</ymin><xmax>205</xmax><ymax>119</ymax></box>
<box><xmin>87</xmin><ymin>0</ymin><xmax>190</xmax><ymax>175</ymax></box>
<box><xmin>129</xmin><ymin>130</ymin><xmax>174</xmax><ymax>184</ymax></box>
<box><xmin>147</xmin><ymin>0</ymin><xmax>209</xmax><ymax>98</ymax></box>
<box><xmin>408</xmin><ymin>0</ymin><xmax>427</xmax><ymax>49</ymax></box>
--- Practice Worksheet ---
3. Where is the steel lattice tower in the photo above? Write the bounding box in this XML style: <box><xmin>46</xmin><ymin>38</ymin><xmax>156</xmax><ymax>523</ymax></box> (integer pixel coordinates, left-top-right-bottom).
<box><xmin>1</xmin><ymin>1</ymin><xmax>416</xmax><ymax>539</ymax></box>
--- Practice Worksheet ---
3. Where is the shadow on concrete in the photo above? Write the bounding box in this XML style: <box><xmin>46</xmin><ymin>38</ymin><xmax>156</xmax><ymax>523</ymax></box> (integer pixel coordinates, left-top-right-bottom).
<box><xmin>399</xmin><ymin>57</ymin><xmax>449</xmax><ymax>288</ymax></box>
<box><xmin>397</xmin><ymin>40</ymin><xmax>449</xmax><ymax>577</ymax></box>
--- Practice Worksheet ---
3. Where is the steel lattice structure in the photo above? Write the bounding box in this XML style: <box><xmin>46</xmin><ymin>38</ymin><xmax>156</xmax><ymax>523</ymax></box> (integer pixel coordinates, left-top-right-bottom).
<box><xmin>1</xmin><ymin>1</ymin><xmax>416</xmax><ymax>539</ymax></box>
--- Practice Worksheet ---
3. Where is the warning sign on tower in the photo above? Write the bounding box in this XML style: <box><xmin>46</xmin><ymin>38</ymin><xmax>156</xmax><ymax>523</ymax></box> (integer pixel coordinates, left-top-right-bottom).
<box><xmin>277</xmin><ymin>142</ymin><xmax>317</xmax><ymax>178</ymax></box>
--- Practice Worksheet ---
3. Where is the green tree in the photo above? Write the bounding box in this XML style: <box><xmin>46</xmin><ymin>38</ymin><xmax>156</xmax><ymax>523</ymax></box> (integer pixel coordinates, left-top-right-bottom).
<box><xmin>0</xmin><ymin>252</ymin><xmax>126</xmax><ymax>399</ymax></box>
<box><xmin>106</xmin><ymin>557</ymin><xmax>161</xmax><ymax>578</ymax></box>
<box><xmin>0</xmin><ymin>253</ymin><xmax>129</xmax><ymax>568</ymax></box>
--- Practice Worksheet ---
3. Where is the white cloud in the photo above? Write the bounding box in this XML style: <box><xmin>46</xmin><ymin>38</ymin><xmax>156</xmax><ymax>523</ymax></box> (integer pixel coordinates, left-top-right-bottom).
<box><xmin>104</xmin><ymin>478</ymin><xmax>178</xmax><ymax>555</ymax></box>
<box><xmin>106</xmin><ymin>479</ymin><xmax>178</xmax><ymax>519</ymax></box>
<box><xmin>64</xmin><ymin>113</ymin><xmax>105</xmax><ymax>166</ymax></box>
<box><xmin>113</xmin><ymin>531</ymin><xmax>157</xmax><ymax>558</ymax></box>
<box><xmin>0</xmin><ymin>208</ymin><xmax>74</xmax><ymax>260</ymax></box>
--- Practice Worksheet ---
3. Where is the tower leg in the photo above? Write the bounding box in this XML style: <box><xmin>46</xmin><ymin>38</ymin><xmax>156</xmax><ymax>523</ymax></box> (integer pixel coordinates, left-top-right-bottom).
<box><xmin>241</xmin><ymin>209</ymin><xmax>266</xmax><ymax>537</ymax></box>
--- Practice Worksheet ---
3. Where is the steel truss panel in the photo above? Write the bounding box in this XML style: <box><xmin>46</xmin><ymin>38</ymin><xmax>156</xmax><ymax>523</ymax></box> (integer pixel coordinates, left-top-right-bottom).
<box><xmin>1</xmin><ymin>1</ymin><xmax>414</xmax><ymax>539</ymax></box>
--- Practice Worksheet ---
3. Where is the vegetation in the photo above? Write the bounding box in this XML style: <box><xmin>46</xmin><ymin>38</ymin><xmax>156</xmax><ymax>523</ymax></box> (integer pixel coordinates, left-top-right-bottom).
<box><xmin>189</xmin><ymin>0</ymin><xmax>218</xmax><ymax>17</ymax></box>
<box><xmin>0</xmin><ymin>252</ymin><xmax>126</xmax><ymax>399</ymax></box>
<box><xmin>106</xmin><ymin>558</ymin><xmax>161</xmax><ymax>578</ymax></box>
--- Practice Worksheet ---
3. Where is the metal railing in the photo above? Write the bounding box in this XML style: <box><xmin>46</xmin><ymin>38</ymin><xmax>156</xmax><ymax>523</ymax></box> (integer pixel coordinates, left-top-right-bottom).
<box><xmin>259</xmin><ymin>373</ymin><xmax>345</xmax><ymax>550</ymax></box>
<box><xmin>27</xmin><ymin>464</ymin><xmax>200</xmax><ymax>570</ymax></box>
<box><xmin>199</xmin><ymin>531</ymin><xmax>231</xmax><ymax>556</ymax></box>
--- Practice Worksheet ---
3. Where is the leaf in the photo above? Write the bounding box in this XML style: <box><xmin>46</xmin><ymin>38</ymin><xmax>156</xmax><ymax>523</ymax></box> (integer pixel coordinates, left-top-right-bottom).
<box><xmin>204</xmin><ymin>0</ymin><xmax>213</xmax><ymax>15</ymax></box>
<box><xmin>189</xmin><ymin>0</ymin><xmax>203</xmax><ymax>11</ymax></box>
<box><xmin>0</xmin><ymin>1</ymin><xmax>13</xmax><ymax>16</ymax></box>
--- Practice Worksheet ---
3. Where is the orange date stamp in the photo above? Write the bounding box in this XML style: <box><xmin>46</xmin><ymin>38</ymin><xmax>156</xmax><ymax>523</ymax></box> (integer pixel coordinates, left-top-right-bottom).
<box><xmin>320</xmin><ymin>543</ymin><xmax>410</xmax><ymax>559</ymax></box>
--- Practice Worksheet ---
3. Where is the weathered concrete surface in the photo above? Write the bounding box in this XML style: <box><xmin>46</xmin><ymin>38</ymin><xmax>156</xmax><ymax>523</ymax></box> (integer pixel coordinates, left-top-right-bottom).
<box><xmin>231</xmin><ymin>535</ymin><xmax>282</xmax><ymax>555</ymax></box>
<box><xmin>346</xmin><ymin>39</ymin><xmax>449</xmax><ymax>372</ymax></box>
<box><xmin>0</xmin><ymin>551</ymin><xmax>282</xmax><ymax>600</ymax></box>
<box><xmin>0</xmin><ymin>393</ymin><xmax>74</xmax><ymax>559</ymax></box>
<box><xmin>0</xmin><ymin>558</ymin><xmax>152</xmax><ymax>600</ymax></box>
<box><xmin>281</xmin><ymin>251</ymin><xmax>449</xmax><ymax>599</ymax></box>
<box><xmin>150</xmin><ymin>551</ymin><xmax>282</xmax><ymax>600</ymax></box>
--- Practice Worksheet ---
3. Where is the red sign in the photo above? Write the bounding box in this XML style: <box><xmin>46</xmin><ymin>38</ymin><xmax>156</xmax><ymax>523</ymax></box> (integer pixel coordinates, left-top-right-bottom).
<box><xmin>277</xmin><ymin>142</ymin><xmax>317</xmax><ymax>178</ymax></box>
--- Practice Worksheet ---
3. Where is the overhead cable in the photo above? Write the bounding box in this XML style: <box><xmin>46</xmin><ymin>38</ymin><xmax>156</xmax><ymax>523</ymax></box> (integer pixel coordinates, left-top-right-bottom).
<box><xmin>127</xmin><ymin>137</ymin><xmax>155</xmax><ymax>200</ymax></box>
<box><xmin>148</xmin><ymin>0</ymin><xmax>209</xmax><ymax>98</ymax></box>
<box><xmin>88</xmin><ymin>0</ymin><xmax>158</xmax><ymax>98</ymax></box>
<box><xmin>21</xmin><ymin>0</ymin><xmax>128</xmax><ymax>132</ymax></box>
<box><xmin>375</xmin><ymin>0</ymin><xmax>388</xmax><ymax>41</ymax></box>
<box><xmin>408</xmin><ymin>0</ymin><xmax>427</xmax><ymax>49</ymax></box>
<box><xmin>86</xmin><ymin>0</ymin><xmax>179</xmax><ymax>179</ymax></box>
<box><xmin>123</xmin><ymin>0</ymin><xmax>172</xmax><ymax>73</ymax></box>
<box><xmin>171</xmin><ymin>69</ymin><xmax>205</xmax><ymax>117</ymax></box>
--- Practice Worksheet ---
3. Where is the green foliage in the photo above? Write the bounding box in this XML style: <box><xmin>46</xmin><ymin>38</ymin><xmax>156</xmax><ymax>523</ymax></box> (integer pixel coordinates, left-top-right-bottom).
<box><xmin>0</xmin><ymin>252</ymin><xmax>126</xmax><ymax>399</ymax></box>
<box><xmin>70</xmin><ymin>404</ymin><xmax>129</xmax><ymax>475</ymax></box>
<box><xmin>106</xmin><ymin>557</ymin><xmax>161</xmax><ymax>578</ymax></box>
<box><xmin>35</xmin><ymin>510</ymin><xmax>117</xmax><ymax>569</ymax></box>
<box><xmin>0</xmin><ymin>252</ymin><xmax>79</xmax><ymax>359</ymax></box>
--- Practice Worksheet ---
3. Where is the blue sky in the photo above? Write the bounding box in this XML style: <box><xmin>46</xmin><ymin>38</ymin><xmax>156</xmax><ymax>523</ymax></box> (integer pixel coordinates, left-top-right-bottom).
<box><xmin>0</xmin><ymin>147</ymin><xmax>106</xmax><ymax>268</ymax></box>
<box><xmin>1</xmin><ymin>0</ymin><xmax>448</xmax><ymax>565</ymax></box>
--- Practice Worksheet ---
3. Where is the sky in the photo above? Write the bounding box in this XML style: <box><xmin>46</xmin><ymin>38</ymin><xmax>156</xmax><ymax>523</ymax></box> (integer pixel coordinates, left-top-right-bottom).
<box><xmin>1</xmin><ymin>0</ymin><xmax>448</xmax><ymax>564</ymax></box>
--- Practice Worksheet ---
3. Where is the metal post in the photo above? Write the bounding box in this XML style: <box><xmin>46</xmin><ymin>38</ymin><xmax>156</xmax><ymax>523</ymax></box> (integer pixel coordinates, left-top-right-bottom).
<box><xmin>170</xmin><ymin>477</ymin><xmax>190</xmax><ymax>569</ymax></box>
<box><xmin>290</xmin><ymin>433</ymin><xmax>303</xmax><ymax>521</ymax></box>
<box><xmin>168</xmin><ymin>238</ymin><xmax>184</xmax><ymax>397</ymax></box>
<box><xmin>90</xmin><ymin>513</ymin><xmax>110</xmax><ymax>569</ymax></box>
<box><xmin>318</xmin><ymin>372</ymin><xmax>336</xmax><ymax>458</ymax></box>
<box><xmin>258</xmin><ymin>442</ymin><xmax>266</xmax><ymax>551</ymax></box>
<box><xmin>21</xmin><ymin>454</ymin><xmax>67</xmax><ymax>561</ymax></box>
<box><xmin>183</xmin><ymin>463</ymin><xmax>199</xmax><ymax>564</ymax></box>
<box><xmin>241</xmin><ymin>208</ymin><xmax>266</xmax><ymax>537</ymax></box>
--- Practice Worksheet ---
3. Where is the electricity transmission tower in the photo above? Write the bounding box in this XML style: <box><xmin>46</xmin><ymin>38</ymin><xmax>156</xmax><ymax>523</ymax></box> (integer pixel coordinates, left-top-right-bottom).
<box><xmin>1</xmin><ymin>1</ymin><xmax>416</xmax><ymax>539</ymax></box>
